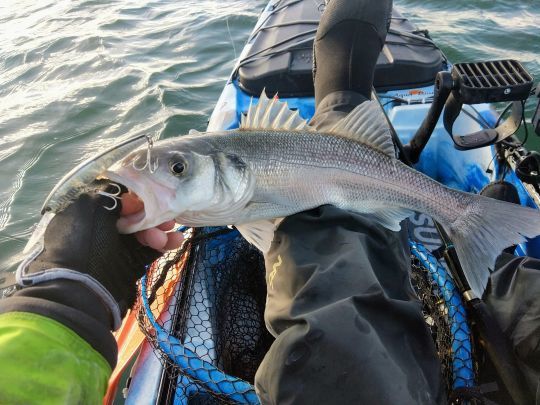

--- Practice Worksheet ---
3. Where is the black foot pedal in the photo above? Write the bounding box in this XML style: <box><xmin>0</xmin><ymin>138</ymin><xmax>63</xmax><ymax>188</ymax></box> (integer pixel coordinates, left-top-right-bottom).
<box><xmin>452</xmin><ymin>60</ymin><xmax>533</xmax><ymax>103</ymax></box>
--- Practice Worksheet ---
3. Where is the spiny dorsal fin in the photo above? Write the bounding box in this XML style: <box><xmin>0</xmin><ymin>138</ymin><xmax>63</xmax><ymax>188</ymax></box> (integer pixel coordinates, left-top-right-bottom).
<box><xmin>328</xmin><ymin>100</ymin><xmax>396</xmax><ymax>157</ymax></box>
<box><xmin>240</xmin><ymin>90</ymin><xmax>308</xmax><ymax>131</ymax></box>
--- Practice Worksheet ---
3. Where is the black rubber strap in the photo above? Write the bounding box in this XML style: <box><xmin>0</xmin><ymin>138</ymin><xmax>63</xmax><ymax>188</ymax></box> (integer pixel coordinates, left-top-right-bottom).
<box><xmin>443</xmin><ymin>96</ymin><xmax>523</xmax><ymax>150</ymax></box>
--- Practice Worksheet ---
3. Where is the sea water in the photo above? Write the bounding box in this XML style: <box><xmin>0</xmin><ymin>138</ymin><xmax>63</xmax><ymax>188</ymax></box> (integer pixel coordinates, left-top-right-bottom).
<box><xmin>0</xmin><ymin>0</ymin><xmax>539</xmax><ymax>275</ymax></box>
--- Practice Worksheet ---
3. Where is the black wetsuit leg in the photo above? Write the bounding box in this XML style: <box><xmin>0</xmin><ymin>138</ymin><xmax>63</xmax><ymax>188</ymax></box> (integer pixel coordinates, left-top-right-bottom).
<box><xmin>484</xmin><ymin>254</ymin><xmax>540</xmax><ymax>398</ymax></box>
<box><xmin>255</xmin><ymin>207</ymin><xmax>444</xmax><ymax>404</ymax></box>
<box><xmin>254</xmin><ymin>1</ymin><xmax>443</xmax><ymax>403</ymax></box>
<box><xmin>254</xmin><ymin>90</ymin><xmax>444</xmax><ymax>404</ymax></box>
<box><xmin>313</xmin><ymin>0</ymin><xmax>392</xmax><ymax>106</ymax></box>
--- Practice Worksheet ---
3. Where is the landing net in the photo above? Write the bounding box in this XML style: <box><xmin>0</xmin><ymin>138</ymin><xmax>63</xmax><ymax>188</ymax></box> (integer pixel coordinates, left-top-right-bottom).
<box><xmin>136</xmin><ymin>228</ymin><xmax>474</xmax><ymax>403</ymax></box>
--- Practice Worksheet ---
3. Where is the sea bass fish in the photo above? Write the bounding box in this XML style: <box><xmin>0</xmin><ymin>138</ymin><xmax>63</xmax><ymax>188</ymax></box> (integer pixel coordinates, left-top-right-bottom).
<box><xmin>105</xmin><ymin>93</ymin><xmax>540</xmax><ymax>298</ymax></box>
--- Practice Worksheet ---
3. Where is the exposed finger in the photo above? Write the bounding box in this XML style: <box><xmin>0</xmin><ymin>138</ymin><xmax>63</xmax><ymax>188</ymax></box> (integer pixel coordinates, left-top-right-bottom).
<box><xmin>162</xmin><ymin>232</ymin><xmax>184</xmax><ymax>251</ymax></box>
<box><xmin>135</xmin><ymin>232</ymin><xmax>148</xmax><ymax>246</ymax></box>
<box><xmin>157</xmin><ymin>220</ymin><xmax>176</xmax><ymax>231</ymax></box>
<box><xmin>137</xmin><ymin>228</ymin><xmax>168</xmax><ymax>250</ymax></box>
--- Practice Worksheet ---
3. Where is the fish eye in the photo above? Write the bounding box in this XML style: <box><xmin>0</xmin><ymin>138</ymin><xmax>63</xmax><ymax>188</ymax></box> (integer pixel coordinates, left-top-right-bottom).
<box><xmin>169</xmin><ymin>159</ymin><xmax>187</xmax><ymax>176</ymax></box>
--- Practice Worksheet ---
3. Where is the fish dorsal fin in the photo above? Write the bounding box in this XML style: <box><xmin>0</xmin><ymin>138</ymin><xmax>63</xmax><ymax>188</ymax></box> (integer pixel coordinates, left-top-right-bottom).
<box><xmin>189</xmin><ymin>129</ymin><xmax>202</xmax><ymax>136</ymax></box>
<box><xmin>240</xmin><ymin>90</ymin><xmax>308</xmax><ymax>131</ymax></box>
<box><xmin>328</xmin><ymin>100</ymin><xmax>396</xmax><ymax>157</ymax></box>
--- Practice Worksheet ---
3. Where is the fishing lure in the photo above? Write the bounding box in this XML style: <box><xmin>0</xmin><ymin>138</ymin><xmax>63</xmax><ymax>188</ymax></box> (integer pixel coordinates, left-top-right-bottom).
<box><xmin>40</xmin><ymin>134</ymin><xmax>150</xmax><ymax>214</ymax></box>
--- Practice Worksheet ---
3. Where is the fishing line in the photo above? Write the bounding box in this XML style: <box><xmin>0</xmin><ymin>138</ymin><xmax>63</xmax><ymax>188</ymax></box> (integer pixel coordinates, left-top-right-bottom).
<box><xmin>495</xmin><ymin>102</ymin><xmax>514</xmax><ymax>128</ymax></box>
<box><xmin>226</xmin><ymin>17</ymin><xmax>237</xmax><ymax>60</ymax></box>
<box><xmin>0</xmin><ymin>233</ymin><xmax>27</xmax><ymax>244</ymax></box>
<box><xmin>468</xmin><ymin>105</ymin><xmax>492</xmax><ymax>129</ymax></box>
<box><xmin>500</xmin><ymin>101</ymin><xmax>527</xmax><ymax>149</ymax></box>
<box><xmin>461</xmin><ymin>107</ymin><xmax>488</xmax><ymax>128</ymax></box>
<box><xmin>520</xmin><ymin>100</ymin><xmax>529</xmax><ymax>146</ymax></box>
<box><xmin>487</xmin><ymin>101</ymin><xmax>529</xmax><ymax>181</ymax></box>
<box><xmin>485</xmin><ymin>151</ymin><xmax>499</xmax><ymax>175</ymax></box>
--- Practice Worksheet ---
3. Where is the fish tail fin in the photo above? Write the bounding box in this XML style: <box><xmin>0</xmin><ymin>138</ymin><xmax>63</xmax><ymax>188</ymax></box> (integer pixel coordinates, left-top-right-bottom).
<box><xmin>446</xmin><ymin>194</ymin><xmax>540</xmax><ymax>298</ymax></box>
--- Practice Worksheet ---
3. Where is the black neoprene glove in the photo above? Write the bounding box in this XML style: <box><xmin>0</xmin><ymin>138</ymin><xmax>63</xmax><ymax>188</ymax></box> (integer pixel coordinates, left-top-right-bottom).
<box><xmin>17</xmin><ymin>186</ymin><xmax>161</xmax><ymax>329</ymax></box>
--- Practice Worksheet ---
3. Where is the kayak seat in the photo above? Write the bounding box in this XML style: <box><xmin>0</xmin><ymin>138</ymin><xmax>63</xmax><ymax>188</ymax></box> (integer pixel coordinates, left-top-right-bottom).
<box><xmin>237</xmin><ymin>4</ymin><xmax>446</xmax><ymax>97</ymax></box>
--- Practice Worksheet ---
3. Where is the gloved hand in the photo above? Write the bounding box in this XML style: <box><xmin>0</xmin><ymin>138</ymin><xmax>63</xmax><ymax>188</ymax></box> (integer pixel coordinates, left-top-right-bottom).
<box><xmin>16</xmin><ymin>184</ymin><xmax>177</xmax><ymax>329</ymax></box>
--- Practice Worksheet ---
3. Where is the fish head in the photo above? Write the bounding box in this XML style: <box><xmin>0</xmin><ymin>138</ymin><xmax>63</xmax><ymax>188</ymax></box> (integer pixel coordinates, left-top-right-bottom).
<box><xmin>105</xmin><ymin>137</ymin><xmax>254</xmax><ymax>233</ymax></box>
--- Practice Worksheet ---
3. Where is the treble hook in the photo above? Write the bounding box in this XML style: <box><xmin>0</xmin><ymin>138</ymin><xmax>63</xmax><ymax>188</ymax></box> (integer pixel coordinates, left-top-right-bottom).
<box><xmin>147</xmin><ymin>135</ymin><xmax>159</xmax><ymax>173</ymax></box>
<box><xmin>97</xmin><ymin>182</ymin><xmax>123</xmax><ymax>211</ymax></box>
<box><xmin>132</xmin><ymin>135</ymin><xmax>159</xmax><ymax>173</ymax></box>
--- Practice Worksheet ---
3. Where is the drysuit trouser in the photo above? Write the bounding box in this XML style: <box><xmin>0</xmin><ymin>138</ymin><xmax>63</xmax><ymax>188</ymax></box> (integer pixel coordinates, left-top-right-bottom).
<box><xmin>253</xmin><ymin>91</ymin><xmax>445</xmax><ymax>404</ymax></box>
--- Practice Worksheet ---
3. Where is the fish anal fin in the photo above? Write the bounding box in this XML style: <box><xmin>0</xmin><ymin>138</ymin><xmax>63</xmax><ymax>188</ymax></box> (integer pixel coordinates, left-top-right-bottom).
<box><xmin>369</xmin><ymin>208</ymin><xmax>413</xmax><ymax>231</ymax></box>
<box><xmin>329</xmin><ymin>100</ymin><xmax>396</xmax><ymax>157</ymax></box>
<box><xmin>240</xmin><ymin>90</ymin><xmax>308</xmax><ymax>131</ymax></box>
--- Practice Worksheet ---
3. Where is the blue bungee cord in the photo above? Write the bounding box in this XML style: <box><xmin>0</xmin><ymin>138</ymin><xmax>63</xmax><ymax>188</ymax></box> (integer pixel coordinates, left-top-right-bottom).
<box><xmin>409</xmin><ymin>240</ymin><xmax>475</xmax><ymax>389</ymax></box>
<box><xmin>140</xmin><ymin>274</ymin><xmax>260</xmax><ymax>404</ymax></box>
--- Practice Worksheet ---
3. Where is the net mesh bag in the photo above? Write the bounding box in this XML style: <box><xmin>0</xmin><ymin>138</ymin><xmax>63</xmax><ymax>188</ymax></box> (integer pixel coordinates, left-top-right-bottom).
<box><xmin>136</xmin><ymin>229</ymin><xmax>475</xmax><ymax>404</ymax></box>
<box><xmin>136</xmin><ymin>227</ymin><xmax>273</xmax><ymax>404</ymax></box>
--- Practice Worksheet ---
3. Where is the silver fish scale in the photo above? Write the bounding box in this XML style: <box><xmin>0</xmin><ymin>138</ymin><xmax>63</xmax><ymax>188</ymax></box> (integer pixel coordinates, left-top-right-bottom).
<box><xmin>202</xmin><ymin>129</ymin><xmax>470</xmax><ymax>225</ymax></box>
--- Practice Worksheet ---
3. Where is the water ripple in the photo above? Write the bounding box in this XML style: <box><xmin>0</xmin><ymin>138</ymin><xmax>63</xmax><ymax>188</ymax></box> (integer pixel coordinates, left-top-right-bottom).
<box><xmin>0</xmin><ymin>0</ymin><xmax>537</xmax><ymax>274</ymax></box>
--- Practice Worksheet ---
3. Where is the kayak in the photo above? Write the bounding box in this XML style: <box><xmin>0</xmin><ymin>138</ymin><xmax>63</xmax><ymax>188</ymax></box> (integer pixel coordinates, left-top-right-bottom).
<box><xmin>108</xmin><ymin>1</ymin><xmax>540</xmax><ymax>404</ymax></box>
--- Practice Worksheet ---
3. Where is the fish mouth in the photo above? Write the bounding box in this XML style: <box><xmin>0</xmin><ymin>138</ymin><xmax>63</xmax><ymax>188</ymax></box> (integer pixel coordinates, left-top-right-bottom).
<box><xmin>104</xmin><ymin>169</ymin><xmax>176</xmax><ymax>234</ymax></box>
<box><xmin>117</xmin><ymin>199</ymin><xmax>147</xmax><ymax>231</ymax></box>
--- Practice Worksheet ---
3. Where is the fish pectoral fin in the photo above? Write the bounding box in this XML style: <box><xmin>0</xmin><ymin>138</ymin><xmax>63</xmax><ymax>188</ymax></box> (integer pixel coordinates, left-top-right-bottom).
<box><xmin>369</xmin><ymin>208</ymin><xmax>414</xmax><ymax>231</ymax></box>
<box><xmin>241</xmin><ymin>90</ymin><xmax>309</xmax><ymax>131</ymax></box>
<box><xmin>236</xmin><ymin>218</ymin><xmax>283</xmax><ymax>253</ymax></box>
<box><xmin>329</xmin><ymin>100</ymin><xmax>396</xmax><ymax>157</ymax></box>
